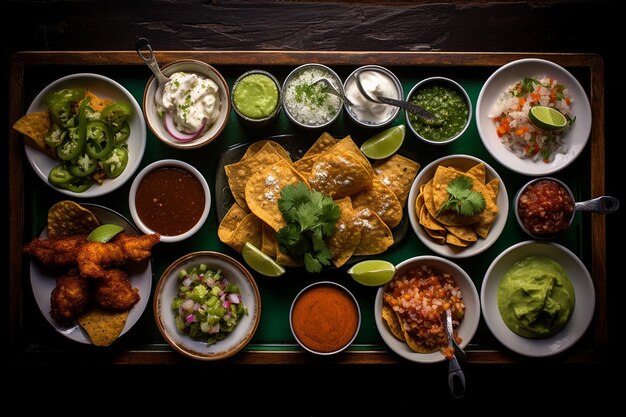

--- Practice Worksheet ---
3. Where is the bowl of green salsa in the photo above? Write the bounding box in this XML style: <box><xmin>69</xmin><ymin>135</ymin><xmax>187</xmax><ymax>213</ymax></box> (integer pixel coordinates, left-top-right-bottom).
<box><xmin>405</xmin><ymin>77</ymin><xmax>471</xmax><ymax>145</ymax></box>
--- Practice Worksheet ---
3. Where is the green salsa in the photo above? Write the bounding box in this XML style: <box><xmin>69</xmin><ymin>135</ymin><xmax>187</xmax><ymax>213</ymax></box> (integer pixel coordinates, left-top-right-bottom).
<box><xmin>233</xmin><ymin>73</ymin><xmax>279</xmax><ymax>119</ymax></box>
<box><xmin>497</xmin><ymin>256</ymin><xmax>575</xmax><ymax>339</ymax></box>
<box><xmin>408</xmin><ymin>84</ymin><xmax>469</xmax><ymax>141</ymax></box>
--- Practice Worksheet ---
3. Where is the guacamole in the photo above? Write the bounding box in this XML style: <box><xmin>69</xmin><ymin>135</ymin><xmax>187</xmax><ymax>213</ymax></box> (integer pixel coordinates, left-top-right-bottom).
<box><xmin>497</xmin><ymin>255</ymin><xmax>575</xmax><ymax>339</ymax></box>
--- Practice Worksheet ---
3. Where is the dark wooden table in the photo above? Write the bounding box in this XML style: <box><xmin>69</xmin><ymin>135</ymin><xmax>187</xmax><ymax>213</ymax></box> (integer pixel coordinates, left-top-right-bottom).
<box><xmin>3</xmin><ymin>0</ymin><xmax>621</xmax><ymax>406</ymax></box>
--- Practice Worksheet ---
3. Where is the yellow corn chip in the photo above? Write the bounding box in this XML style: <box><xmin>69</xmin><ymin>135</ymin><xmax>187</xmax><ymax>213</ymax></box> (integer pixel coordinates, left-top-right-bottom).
<box><xmin>351</xmin><ymin>180</ymin><xmax>403</xmax><ymax>229</ymax></box>
<box><xmin>78</xmin><ymin>308</ymin><xmax>128</xmax><ymax>346</ymax></box>
<box><xmin>47</xmin><ymin>200</ymin><xmax>100</xmax><ymax>238</ymax></box>
<box><xmin>217</xmin><ymin>203</ymin><xmax>248</xmax><ymax>245</ymax></box>
<box><xmin>309</xmin><ymin>152</ymin><xmax>372</xmax><ymax>199</ymax></box>
<box><xmin>327</xmin><ymin>197</ymin><xmax>362</xmax><ymax>268</ymax></box>
<box><xmin>352</xmin><ymin>208</ymin><xmax>393</xmax><ymax>256</ymax></box>
<box><xmin>373</xmin><ymin>154</ymin><xmax>420</xmax><ymax>207</ymax></box>
<box><xmin>13</xmin><ymin>111</ymin><xmax>52</xmax><ymax>152</ymax></box>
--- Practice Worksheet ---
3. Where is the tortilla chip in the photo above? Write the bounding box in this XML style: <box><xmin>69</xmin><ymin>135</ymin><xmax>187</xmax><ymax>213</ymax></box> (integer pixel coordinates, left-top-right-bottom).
<box><xmin>13</xmin><ymin>111</ymin><xmax>52</xmax><ymax>151</ymax></box>
<box><xmin>382</xmin><ymin>305</ymin><xmax>405</xmax><ymax>341</ymax></box>
<box><xmin>242</xmin><ymin>140</ymin><xmax>292</xmax><ymax>162</ymax></box>
<box><xmin>309</xmin><ymin>152</ymin><xmax>372</xmax><ymax>199</ymax></box>
<box><xmin>78</xmin><ymin>308</ymin><xmax>128</xmax><ymax>346</ymax></box>
<box><xmin>245</xmin><ymin>159</ymin><xmax>309</xmax><ymax>231</ymax></box>
<box><xmin>261</xmin><ymin>223</ymin><xmax>277</xmax><ymax>258</ymax></box>
<box><xmin>445</xmin><ymin>224</ymin><xmax>478</xmax><ymax>242</ymax></box>
<box><xmin>420</xmin><ymin>203</ymin><xmax>445</xmax><ymax>232</ymax></box>
<box><xmin>293</xmin><ymin>155</ymin><xmax>318</xmax><ymax>176</ymax></box>
<box><xmin>373</xmin><ymin>155</ymin><xmax>420</xmax><ymax>207</ymax></box>
<box><xmin>445</xmin><ymin>233</ymin><xmax>472</xmax><ymax>247</ymax></box>
<box><xmin>77</xmin><ymin>90</ymin><xmax>113</xmax><ymax>113</ymax></box>
<box><xmin>302</xmin><ymin>132</ymin><xmax>339</xmax><ymax>159</ymax></box>
<box><xmin>424</xmin><ymin>227</ymin><xmax>447</xmax><ymax>244</ymax></box>
<box><xmin>351</xmin><ymin>180</ymin><xmax>403</xmax><ymax>229</ymax></box>
<box><xmin>225</xmin><ymin>213</ymin><xmax>263</xmax><ymax>252</ymax></box>
<box><xmin>217</xmin><ymin>203</ymin><xmax>248</xmax><ymax>245</ymax></box>
<box><xmin>225</xmin><ymin>143</ymin><xmax>288</xmax><ymax>211</ymax></box>
<box><xmin>400</xmin><ymin>314</ymin><xmax>436</xmax><ymax>354</ymax></box>
<box><xmin>326</xmin><ymin>135</ymin><xmax>376</xmax><ymax>177</ymax></box>
<box><xmin>353</xmin><ymin>208</ymin><xmax>394</xmax><ymax>256</ymax></box>
<box><xmin>327</xmin><ymin>197</ymin><xmax>362</xmax><ymax>268</ymax></box>
<box><xmin>466</xmin><ymin>162</ymin><xmax>486</xmax><ymax>184</ymax></box>
<box><xmin>47</xmin><ymin>200</ymin><xmax>100</xmax><ymax>238</ymax></box>
<box><xmin>275</xmin><ymin>242</ymin><xmax>303</xmax><ymax>267</ymax></box>
<box><xmin>427</xmin><ymin>170</ymin><xmax>482</xmax><ymax>226</ymax></box>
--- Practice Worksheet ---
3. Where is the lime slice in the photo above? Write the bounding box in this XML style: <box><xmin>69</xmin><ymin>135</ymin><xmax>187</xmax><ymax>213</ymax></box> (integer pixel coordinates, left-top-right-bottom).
<box><xmin>360</xmin><ymin>125</ymin><xmax>405</xmax><ymax>160</ymax></box>
<box><xmin>87</xmin><ymin>224</ymin><xmax>124</xmax><ymax>243</ymax></box>
<box><xmin>242</xmin><ymin>242</ymin><xmax>286</xmax><ymax>277</ymax></box>
<box><xmin>528</xmin><ymin>106</ymin><xmax>567</xmax><ymax>130</ymax></box>
<box><xmin>347</xmin><ymin>260</ymin><xmax>396</xmax><ymax>286</ymax></box>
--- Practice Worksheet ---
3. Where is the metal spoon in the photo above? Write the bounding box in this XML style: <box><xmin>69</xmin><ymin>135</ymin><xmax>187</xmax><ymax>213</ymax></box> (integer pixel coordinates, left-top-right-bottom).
<box><xmin>443</xmin><ymin>308</ymin><xmax>466</xmax><ymax>399</ymax></box>
<box><xmin>354</xmin><ymin>69</ymin><xmax>442</xmax><ymax>126</ymax></box>
<box><xmin>309</xmin><ymin>77</ymin><xmax>354</xmax><ymax>106</ymax></box>
<box><xmin>135</xmin><ymin>37</ymin><xmax>169</xmax><ymax>102</ymax></box>
<box><xmin>445</xmin><ymin>309</ymin><xmax>466</xmax><ymax>360</ymax></box>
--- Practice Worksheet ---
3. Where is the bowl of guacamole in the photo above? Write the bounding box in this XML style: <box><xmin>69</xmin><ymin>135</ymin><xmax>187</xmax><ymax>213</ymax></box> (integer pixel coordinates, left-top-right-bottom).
<box><xmin>481</xmin><ymin>241</ymin><xmax>595</xmax><ymax>357</ymax></box>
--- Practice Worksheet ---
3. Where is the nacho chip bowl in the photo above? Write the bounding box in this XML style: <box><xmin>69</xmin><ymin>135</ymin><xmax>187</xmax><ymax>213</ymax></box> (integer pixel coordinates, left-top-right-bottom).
<box><xmin>154</xmin><ymin>251</ymin><xmax>261</xmax><ymax>361</ymax></box>
<box><xmin>374</xmin><ymin>255</ymin><xmax>480</xmax><ymax>363</ymax></box>
<box><xmin>24</xmin><ymin>73</ymin><xmax>147</xmax><ymax>197</ymax></box>
<box><xmin>129</xmin><ymin>159</ymin><xmax>211</xmax><ymax>243</ymax></box>
<box><xmin>143</xmin><ymin>59</ymin><xmax>230</xmax><ymax>149</ymax></box>
<box><xmin>408</xmin><ymin>154</ymin><xmax>509</xmax><ymax>258</ymax></box>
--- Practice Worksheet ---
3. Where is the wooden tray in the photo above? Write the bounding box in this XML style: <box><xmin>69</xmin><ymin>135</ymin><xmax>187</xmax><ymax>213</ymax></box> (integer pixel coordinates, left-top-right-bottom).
<box><xmin>8</xmin><ymin>51</ymin><xmax>606</xmax><ymax>365</ymax></box>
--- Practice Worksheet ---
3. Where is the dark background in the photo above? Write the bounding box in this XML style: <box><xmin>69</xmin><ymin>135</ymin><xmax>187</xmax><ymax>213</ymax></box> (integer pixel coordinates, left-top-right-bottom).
<box><xmin>3</xmin><ymin>0</ymin><xmax>622</xmax><ymax>408</ymax></box>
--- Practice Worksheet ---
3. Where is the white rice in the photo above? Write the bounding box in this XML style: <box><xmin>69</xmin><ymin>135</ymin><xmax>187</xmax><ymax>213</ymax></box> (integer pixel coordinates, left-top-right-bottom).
<box><xmin>488</xmin><ymin>75</ymin><xmax>574</xmax><ymax>162</ymax></box>
<box><xmin>283</xmin><ymin>67</ymin><xmax>341</xmax><ymax>126</ymax></box>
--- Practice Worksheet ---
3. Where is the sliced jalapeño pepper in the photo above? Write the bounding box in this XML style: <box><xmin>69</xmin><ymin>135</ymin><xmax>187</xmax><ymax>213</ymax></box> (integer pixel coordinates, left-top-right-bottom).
<box><xmin>69</xmin><ymin>153</ymin><xmax>98</xmax><ymax>177</ymax></box>
<box><xmin>102</xmin><ymin>146</ymin><xmax>129</xmax><ymax>178</ymax></box>
<box><xmin>44</xmin><ymin>124</ymin><xmax>67</xmax><ymax>148</ymax></box>
<box><xmin>101</xmin><ymin>102</ymin><xmax>133</xmax><ymax>130</ymax></box>
<box><xmin>113</xmin><ymin>121</ymin><xmax>130</xmax><ymax>144</ymax></box>
<box><xmin>85</xmin><ymin>120</ymin><xmax>114</xmax><ymax>159</ymax></box>
<box><xmin>48</xmin><ymin>164</ymin><xmax>76</xmax><ymax>186</ymax></box>
<box><xmin>44</xmin><ymin>88</ymin><xmax>84</xmax><ymax>107</ymax></box>
<box><xmin>57</xmin><ymin>96</ymin><xmax>90</xmax><ymax>161</ymax></box>
<box><xmin>50</xmin><ymin>100</ymin><xmax>73</xmax><ymax>128</ymax></box>
<box><xmin>61</xmin><ymin>178</ymin><xmax>93</xmax><ymax>193</ymax></box>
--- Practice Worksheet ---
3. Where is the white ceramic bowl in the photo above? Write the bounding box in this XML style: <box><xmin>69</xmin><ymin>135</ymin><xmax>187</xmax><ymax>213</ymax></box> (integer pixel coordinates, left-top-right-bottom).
<box><xmin>129</xmin><ymin>159</ymin><xmax>211</xmax><ymax>243</ymax></box>
<box><xmin>407</xmin><ymin>154</ymin><xmax>509</xmax><ymax>258</ymax></box>
<box><xmin>343</xmin><ymin>65</ymin><xmax>403</xmax><ymax>128</ymax></box>
<box><xmin>154</xmin><ymin>251</ymin><xmax>261</xmax><ymax>360</ymax></box>
<box><xmin>374</xmin><ymin>255</ymin><xmax>480</xmax><ymax>363</ymax></box>
<box><xmin>481</xmin><ymin>241</ymin><xmax>595</xmax><ymax>357</ymax></box>
<box><xmin>282</xmin><ymin>63</ymin><xmax>343</xmax><ymax>129</ymax></box>
<box><xmin>143</xmin><ymin>59</ymin><xmax>230</xmax><ymax>149</ymax></box>
<box><xmin>476</xmin><ymin>58</ymin><xmax>592</xmax><ymax>175</ymax></box>
<box><xmin>405</xmin><ymin>76</ymin><xmax>472</xmax><ymax>145</ymax></box>
<box><xmin>24</xmin><ymin>73</ymin><xmax>146</xmax><ymax>197</ymax></box>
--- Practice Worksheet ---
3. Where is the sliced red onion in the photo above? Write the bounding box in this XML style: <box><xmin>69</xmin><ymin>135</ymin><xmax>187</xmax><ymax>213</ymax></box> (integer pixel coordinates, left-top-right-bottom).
<box><xmin>182</xmin><ymin>299</ymin><xmax>195</xmax><ymax>311</ymax></box>
<box><xmin>182</xmin><ymin>277</ymin><xmax>192</xmax><ymax>288</ymax></box>
<box><xmin>164</xmin><ymin>113</ymin><xmax>207</xmax><ymax>142</ymax></box>
<box><xmin>227</xmin><ymin>293</ymin><xmax>241</xmax><ymax>304</ymax></box>
<box><xmin>223</xmin><ymin>300</ymin><xmax>231</xmax><ymax>309</ymax></box>
<box><xmin>185</xmin><ymin>314</ymin><xmax>195</xmax><ymax>323</ymax></box>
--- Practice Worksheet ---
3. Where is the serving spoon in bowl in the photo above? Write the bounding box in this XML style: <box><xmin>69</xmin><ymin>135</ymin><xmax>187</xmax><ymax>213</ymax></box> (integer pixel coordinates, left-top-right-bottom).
<box><xmin>354</xmin><ymin>69</ymin><xmax>442</xmax><ymax>126</ymax></box>
<box><xmin>444</xmin><ymin>308</ymin><xmax>466</xmax><ymax>399</ymax></box>
<box><xmin>309</xmin><ymin>77</ymin><xmax>354</xmax><ymax>106</ymax></box>
<box><xmin>135</xmin><ymin>37</ymin><xmax>170</xmax><ymax>103</ymax></box>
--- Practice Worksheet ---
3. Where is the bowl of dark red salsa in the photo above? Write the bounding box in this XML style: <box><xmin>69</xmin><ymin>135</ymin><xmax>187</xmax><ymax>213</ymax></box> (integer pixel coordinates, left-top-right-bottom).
<box><xmin>515</xmin><ymin>177</ymin><xmax>619</xmax><ymax>239</ymax></box>
<box><xmin>129</xmin><ymin>159</ymin><xmax>211</xmax><ymax>243</ymax></box>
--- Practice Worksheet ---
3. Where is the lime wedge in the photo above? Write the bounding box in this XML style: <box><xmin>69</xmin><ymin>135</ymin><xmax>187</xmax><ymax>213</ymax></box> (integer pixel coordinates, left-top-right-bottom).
<box><xmin>242</xmin><ymin>242</ymin><xmax>286</xmax><ymax>277</ymax></box>
<box><xmin>87</xmin><ymin>224</ymin><xmax>124</xmax><ymax>243</ymax></box>
<box><xmin>360</xmin><ymin>125</ymin><xmax>405</xmax><ymax>160</ymax></box>
<box><xmin>347</xmin><ymin>260</ymin><xmax>396</xmax><ymax>286</ymax></box>
<box><xmin>528</xmin><ymin>106</ymin><xmax>567</xmax><ymax>130</ymax></box>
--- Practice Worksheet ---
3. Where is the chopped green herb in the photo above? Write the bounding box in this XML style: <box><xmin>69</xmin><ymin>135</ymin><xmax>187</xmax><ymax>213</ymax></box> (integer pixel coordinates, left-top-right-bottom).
<box><xmin>436</xmin><ymin>175</ymin><xmax>486</xmax><ymax>217</ymax></box>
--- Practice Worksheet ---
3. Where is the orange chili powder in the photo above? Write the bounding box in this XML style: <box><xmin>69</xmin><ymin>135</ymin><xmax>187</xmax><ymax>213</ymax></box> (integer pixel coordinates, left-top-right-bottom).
<box><xmin>291</xmin><ymin>283</ymin><xmax>359</xmax><ymax>353</ymax></box>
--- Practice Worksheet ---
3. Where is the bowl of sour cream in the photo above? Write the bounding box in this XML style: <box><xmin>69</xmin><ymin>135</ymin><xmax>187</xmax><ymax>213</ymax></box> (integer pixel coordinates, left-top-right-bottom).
<box><xmin>143</xmin><ymin>59</ymin><xmax>230</xmax><ymax>149</ymax></box>
<box><xmin>343</xmin><ymin>65</ymin><xmax>403</xmax><ymax>128</ymax></box>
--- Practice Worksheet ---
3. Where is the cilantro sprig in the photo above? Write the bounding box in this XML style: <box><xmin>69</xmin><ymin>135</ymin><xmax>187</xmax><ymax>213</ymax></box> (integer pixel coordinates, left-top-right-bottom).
<box><xmin>276</xmin><ymin>182</ymin><xmax>340</xmax><ymax>273</ymax></box>
<box><xmin>436</xmin><ymin>175</ymin><xmax>486</xmax><ymax>217</ymax></box>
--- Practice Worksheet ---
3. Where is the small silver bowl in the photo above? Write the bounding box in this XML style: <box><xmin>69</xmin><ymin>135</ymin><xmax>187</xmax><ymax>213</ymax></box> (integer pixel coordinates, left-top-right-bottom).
<box><xmin>290</xmin><ymin>281</ymin><xmax>361</xmax><ymax>355</ymax></box>
<box><xmin>405</xmin><ymin>77</ymin><xmax>471</xmax><ymax>145</ymax></box>
<box><xmin>515</xmin><ymin>177</ymin><xmax>619</xmax><ymax>239</ymax></box>
<box><xmin>231</xmin><ymin>69</ymin><xmax>282</xmax><ymax>127</ymax></box>
<box><xmin>343</xmin><ymin>65</ymin><xmax>403</xmax><ymax>128</ymax></box>
<box><xmin>282</xmin><ymin>64</ymin><xmax>343</xmax><ymax>129</ymax></box>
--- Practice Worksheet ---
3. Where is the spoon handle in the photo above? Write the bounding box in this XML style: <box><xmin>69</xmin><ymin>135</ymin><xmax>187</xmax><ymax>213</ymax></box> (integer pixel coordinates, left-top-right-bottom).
<box><xmin>448</xmin><ymin>356</ymin><xmax>466</xmax><ymax>399</ymax></box>
<box><xmin>135</xmin><ymin>38</ymin><xmax>170</xmax><ymax>85</ymax></box>
<box><xmin>575</xmin><ymin>196</ymin><xmax>620</xmax><ymax>214</ymax></box>
<box><xmin>375</xmin><ymin>95</ymin><xmax>441</xmax><ymax>125</ymax></box>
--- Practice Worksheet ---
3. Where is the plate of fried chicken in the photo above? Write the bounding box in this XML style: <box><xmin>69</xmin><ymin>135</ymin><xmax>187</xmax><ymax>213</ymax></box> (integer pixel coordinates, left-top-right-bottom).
<box><xmin>24</xmin><ymin>204</ymin><xmax>160</xmax><ymax>344</ymax></box>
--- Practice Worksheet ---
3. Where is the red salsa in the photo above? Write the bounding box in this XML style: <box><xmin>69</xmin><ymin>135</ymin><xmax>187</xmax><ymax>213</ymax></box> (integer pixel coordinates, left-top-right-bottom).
<box><xmin>135</xmin><ymin>167</ymin><xmax>205</xmax><ymax>236</ymax></box>
<box><xmin>517</xmin><ymin>179</ymin><xmax>574</xmax><ymax>236</ymax></box>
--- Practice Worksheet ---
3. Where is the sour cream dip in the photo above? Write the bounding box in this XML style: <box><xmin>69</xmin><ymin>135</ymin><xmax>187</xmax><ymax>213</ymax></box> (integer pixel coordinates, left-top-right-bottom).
<box><xmin>157</xmin><ymin>71</ymin><xmax>221</xmax><ymax>134</ymax></box>
<box><xmin>344</xmin><ymin>68</ymin><xmax>401</xmax><ymax>126</ymax></box>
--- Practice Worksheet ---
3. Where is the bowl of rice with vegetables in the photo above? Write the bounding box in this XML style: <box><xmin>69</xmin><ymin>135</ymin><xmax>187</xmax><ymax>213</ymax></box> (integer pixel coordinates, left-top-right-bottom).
<box><xmin>476</xmin><ymin>58</ymin><xmax>591</xmax><ymax>176</ymax></box>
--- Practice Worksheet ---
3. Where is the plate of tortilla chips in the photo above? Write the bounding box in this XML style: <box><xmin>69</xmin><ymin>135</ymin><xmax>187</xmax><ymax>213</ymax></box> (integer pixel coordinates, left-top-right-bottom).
<box><xmin>18</xmin><ymin>73</ymin><xmax>146</xmax><ymax>197</ymax></box>
<box><xmin>408</xmin><ymin>154</ymin><xmax>508</xmax><ymax>258</ymax></box>
<box><xmin>28</xmin><ymin>203</ymin><xmax>153</xmax><ymax>345</ymax></box>
<box><xmin>215</xmin><ymin>132</ymin><xmax>420</xmax><ymax>269</ymax></box>
<box><xmin>374</xmin><ymin>255</ymin><xmax>480</xmax><ymax>363</ymax></box>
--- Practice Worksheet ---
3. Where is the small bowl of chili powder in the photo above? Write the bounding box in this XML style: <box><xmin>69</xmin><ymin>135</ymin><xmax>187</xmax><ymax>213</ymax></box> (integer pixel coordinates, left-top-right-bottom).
<box><xmin>129</xmin><ymin>159</ymin><xmax>211</xmax><ymax>243</ymax></box>
<box><xmin>289</xmin><ymin>281</ymin><xmax>361</xmax><ymax>355</ymax></box>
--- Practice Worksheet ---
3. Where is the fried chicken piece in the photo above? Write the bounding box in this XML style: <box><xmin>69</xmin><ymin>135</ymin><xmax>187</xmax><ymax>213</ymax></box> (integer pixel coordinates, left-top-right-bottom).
<box><xmin>92</xmin><ymin>269</ymin><xmax>140</xmax><ymax>311</ymax></box>
<box><xmin>50</xmin><ymin>269</ymin><xmax>90</xmax><ymax>323</ymax></box>
<box><xmin>23</xmin><ymin>234</ymin><xmax>88</xmax><ymax>267</ymax></box>
<box><xmin>76</xmin><ymin>241</ymin><xmax>126</xmax><ymax>279</ymax></box>
<box><xmin>111</xmin><ymin>232</ymin><xmax>160</xmax><ymax>262</ymax></box>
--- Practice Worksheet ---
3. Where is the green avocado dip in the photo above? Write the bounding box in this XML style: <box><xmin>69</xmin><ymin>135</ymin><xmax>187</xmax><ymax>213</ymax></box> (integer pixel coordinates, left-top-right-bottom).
<box><xmin>233</xmin><ymin>73</ymin><xmax>279</xmax><ymax>119</ymax></box>
<box><xmin>497</xmin><ymin>255</ymin><xmax>575</xmax><ymax>339</ymax></box>
<box><xmin>408</xmin><ymin>84</ymin><xmax>469</xmax><ymax>141</ymax></box>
